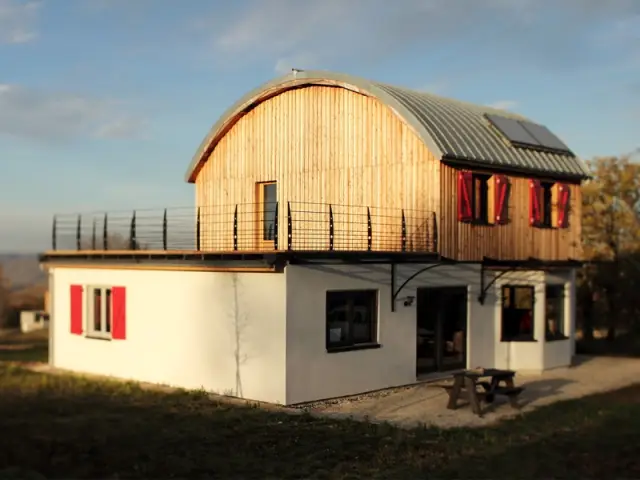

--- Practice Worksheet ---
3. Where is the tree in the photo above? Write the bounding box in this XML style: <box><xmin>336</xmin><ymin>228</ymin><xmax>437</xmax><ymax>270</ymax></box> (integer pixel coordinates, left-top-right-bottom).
<box><xmin>581</xmin><ymin>153</ymin><xmax>640</xmax><ymax>339</ymax></box>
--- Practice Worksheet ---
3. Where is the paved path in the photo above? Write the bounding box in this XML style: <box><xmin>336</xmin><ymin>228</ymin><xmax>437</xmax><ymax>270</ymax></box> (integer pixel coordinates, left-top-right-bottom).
<box><xmin>305</xmin><ymin>356</ymin><xmax>640</xmax><ymax>429</ymax></box>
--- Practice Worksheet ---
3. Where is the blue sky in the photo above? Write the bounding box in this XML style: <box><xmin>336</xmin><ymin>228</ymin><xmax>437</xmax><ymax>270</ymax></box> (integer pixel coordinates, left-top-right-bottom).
<box><xmin>0</xmin><ymin>0</ymin><xmax>639</xmax><ymax>252</ymax></box>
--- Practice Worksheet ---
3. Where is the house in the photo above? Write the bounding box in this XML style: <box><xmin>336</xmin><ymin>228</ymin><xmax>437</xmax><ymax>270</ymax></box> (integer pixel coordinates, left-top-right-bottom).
<box><xmin>39</xmin><ymin>70</ymin><xmax>588</xmax><ymax>405</ymax></box>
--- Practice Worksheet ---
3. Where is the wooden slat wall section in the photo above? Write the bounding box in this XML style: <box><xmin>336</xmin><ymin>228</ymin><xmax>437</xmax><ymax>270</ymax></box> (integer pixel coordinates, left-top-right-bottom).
<box><xmin>195</xmin><ymin>85</ymin><xmax>440</xmax><ymax>252</ymax></box>
<box><xmin>439</xmin><ymin>164</ymin><xmax>583</xmax><ymax>261</ymax></box>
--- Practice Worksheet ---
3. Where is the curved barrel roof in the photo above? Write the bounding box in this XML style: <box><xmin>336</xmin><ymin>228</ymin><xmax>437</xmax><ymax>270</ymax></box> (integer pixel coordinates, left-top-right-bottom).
<box><xmin>186</xmin><ymin>70</ymin><xmax>589</xmax><ymax>182</ymax></box>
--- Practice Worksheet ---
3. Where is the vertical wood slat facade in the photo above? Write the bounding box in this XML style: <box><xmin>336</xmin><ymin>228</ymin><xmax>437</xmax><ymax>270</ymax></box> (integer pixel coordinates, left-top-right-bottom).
<box><xmin>195</xmin><ymin>85</ymin><xmax>440</xmax><ymax>252</ymax></box>
<box><xmin>439</xmin><ymin>164</ymin><xmax>582</xmax><ymax>261</ymax></box>
<box><xmin>194</xmin><ymin>84</ymin><xmax>582</xmax><ymax>261</ymax></box>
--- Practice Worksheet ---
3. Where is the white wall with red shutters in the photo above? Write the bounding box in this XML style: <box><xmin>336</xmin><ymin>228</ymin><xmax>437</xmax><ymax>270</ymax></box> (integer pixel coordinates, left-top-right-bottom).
<box><xmin>48</xmin><ymin>267</ymin><xmax>288</xmax><ymax>404</ymax></box>
<box><xmin>46</xmin><ymin>263</ymin><xmax>577</xmax><ymax>406</ymax></box>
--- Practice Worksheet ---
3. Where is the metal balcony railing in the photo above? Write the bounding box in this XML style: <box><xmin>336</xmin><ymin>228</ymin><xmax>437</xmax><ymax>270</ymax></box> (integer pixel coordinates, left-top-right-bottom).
<box><xmin>49</xmin><ymin>201</ymin><xmax>438</xmax><ymax>254</ymax></box>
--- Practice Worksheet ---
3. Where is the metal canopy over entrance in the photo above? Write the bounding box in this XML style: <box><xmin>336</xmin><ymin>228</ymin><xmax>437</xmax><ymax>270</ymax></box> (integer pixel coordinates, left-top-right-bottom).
<box><xmin>477</xmin><ymin>256</ymin><xmax>583</xmax><ymax>305</ymax></box>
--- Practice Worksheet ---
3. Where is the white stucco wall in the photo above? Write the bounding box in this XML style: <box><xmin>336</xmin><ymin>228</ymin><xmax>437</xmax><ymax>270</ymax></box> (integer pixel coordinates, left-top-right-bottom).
<box><xmin>285</xmin><ymin>263</ymin><xmax>498</xmax><ymax>404</ymax></box>
<box><xmin>543</xmin><ymin>270</ymin><xmax>575</xmax><ymax>369</ymax></box>
<box><xmin>49</xmin><ymin>267</ymin><xmax>287</xmax><ymax>404</ymax></box>
<box><xmin>48</xmin><ymin>262</ymin><xmax>577</xmax><ymax>406</ymax></box>
<box><xmin>284</xmin><ymin>264</ymin><xmax>578</xmax><ymax>404</ymax></box>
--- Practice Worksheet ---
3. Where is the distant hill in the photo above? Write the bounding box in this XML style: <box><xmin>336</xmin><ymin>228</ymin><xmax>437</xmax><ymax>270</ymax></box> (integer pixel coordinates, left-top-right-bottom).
<box><xmin>0</xmin><ymin>254</ymin><xmax>46</xmax><ymax>290</ymax></box>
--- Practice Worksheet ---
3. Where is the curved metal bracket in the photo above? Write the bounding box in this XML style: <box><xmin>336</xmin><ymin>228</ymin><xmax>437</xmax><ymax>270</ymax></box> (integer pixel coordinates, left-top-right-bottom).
<box><xmin>477</xmin><ymin>265</ymin><xmax>518</xmax><ymax>305</ymax></box>
<box><xmin>391</xmin><ymin>261</ymin><xmax>453</xmax><ymax>312</ymax></box>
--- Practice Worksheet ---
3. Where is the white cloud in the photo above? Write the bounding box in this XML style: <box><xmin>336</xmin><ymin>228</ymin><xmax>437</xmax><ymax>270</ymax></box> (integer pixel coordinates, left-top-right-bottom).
<box><xmin>93</xmin><ymin>116</ymin><xmax>147</xmax><ymax>139</ymax></box>
<box><xmin>0</xmin><ymin>83</ymin><xmax>146</xmax><ymax>143</ymax></box>
<box><xmin>486</xmin><ymin>100</ymin><xmax>518</xmax><ymax>111</ymax></box>
<box><xmin>0</xmin><ymin>0</ymin><xmax>39</xmax><ymax>44</ymax></box>
<box><xmin>209</xmin><ymin>0</ymin><xmax>640</xmax><ymax>73</ymax></box>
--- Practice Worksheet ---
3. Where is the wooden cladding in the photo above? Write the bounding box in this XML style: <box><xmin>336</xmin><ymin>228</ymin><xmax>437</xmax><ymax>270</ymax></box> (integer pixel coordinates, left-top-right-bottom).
<box><xmin>443</xmin><ymin>165</ymin><xmax>582</xmax><ymax>261</ymax></box>
<box><xmin>195</xmin><ymin>85</ymin><xmax>440</xmax><ymax>251</ymax></box>
<box><xmin>193</xmin><ymin>83</ymin><xmax>581</xmax><ymax>262</ymax></box>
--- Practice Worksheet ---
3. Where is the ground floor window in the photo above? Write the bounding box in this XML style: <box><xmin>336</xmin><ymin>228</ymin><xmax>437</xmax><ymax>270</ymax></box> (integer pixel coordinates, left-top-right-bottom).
<box><xmin>545</xmin><ymin>284</ymin><xmax>567</xmax><ymax>340</ymax></box>
<box><xmin>88</xmin><ymin>286</ymin><xmax>112</xmax><ymax>339</ymax></box>
<box><xmin>326</xmin><ymin>290</ymin><xmax>378</xmax><ymax>351</ymax></box>
<box><xmin>501</xmin><ymin>285</ymin><xmax>535</xmax><ymax>341</ymax></box>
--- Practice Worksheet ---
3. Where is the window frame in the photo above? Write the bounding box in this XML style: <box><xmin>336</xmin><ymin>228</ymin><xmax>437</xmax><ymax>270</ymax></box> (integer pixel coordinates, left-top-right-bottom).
<box><xmin>86</xmin><ymin>285</ymin><xmax>113</xmax><ymax>340</ymax></box>
<box><xmin>500</xmin><ymin>285</ymin><xmax>536</xmax><ymax>342</ymax></box>
<box><xmin>545</xmin><ymin>284</ymin><xmax>568</xmax><ymax>341</ymax></box>
<box><xmin>540</xmin><ymin>181</ymin><xmax>554</xmax><ymax>228</ymax></box>
<box><xmin>471</xmin><ymin>173</ymin><xmax>491</xmax><ymax>225</ymax></box>
<box><xmin>325</xmin><ymin>289</ymin><xmax>380</xmax><ymax>353</ymax></box>
<box><xmin>256</xmin><ymin>181</ymin><xmax>278</xmax><ymax>243</ymax></box>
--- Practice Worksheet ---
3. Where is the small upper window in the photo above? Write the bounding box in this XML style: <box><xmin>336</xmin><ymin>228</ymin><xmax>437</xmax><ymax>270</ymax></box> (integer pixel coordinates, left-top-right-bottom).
<box><xmin>530</xmin><ymin>181</ymin><xmax>570</xmax><ymax>229</ymax></box>
<box><xmin>540</xmin><ymin>181</ymin><xmax>553</xmax><ymax>228</ymax></box>
<box><xmin>472</xmin><ymin>174</ymin><xmax>490</xmax><ymax>224</ymax></box>
<box><xmin>458</xmin><ymin>172</ymin><xmax>492</xmax><ymax>224</ymax></box>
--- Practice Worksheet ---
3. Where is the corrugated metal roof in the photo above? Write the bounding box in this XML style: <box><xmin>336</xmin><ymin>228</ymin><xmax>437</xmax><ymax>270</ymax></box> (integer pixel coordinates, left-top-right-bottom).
<box><xmin>186</xmin><ymin>70</ymin><xmax>590</xmax><ymax>182</ymax></box>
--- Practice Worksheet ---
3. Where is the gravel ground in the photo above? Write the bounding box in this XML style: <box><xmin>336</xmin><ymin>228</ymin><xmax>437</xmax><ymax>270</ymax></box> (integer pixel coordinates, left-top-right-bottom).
<box><xmin>300</xmin><ymin>355</ymin><xmax>640</xmax><ymax>429</ymax></box>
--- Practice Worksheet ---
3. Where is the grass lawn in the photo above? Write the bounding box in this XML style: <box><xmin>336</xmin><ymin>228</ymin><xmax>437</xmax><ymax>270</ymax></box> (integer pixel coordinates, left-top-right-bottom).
<box><xmin>0</xmin><ymin>329</ymin><xmax>48</xmax><ymax>363</ymax></box>
<box><xmin>0</xmin><ymin>334</ymin><xmax>639</xmax><ymax>478</ymax></box>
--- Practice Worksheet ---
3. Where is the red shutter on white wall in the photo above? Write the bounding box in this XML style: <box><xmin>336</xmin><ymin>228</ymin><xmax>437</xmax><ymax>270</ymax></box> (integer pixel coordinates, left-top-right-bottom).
<box><xmin>557</xmin><ymin>183</ymin><xmax>571</xmax><ymax>228</ymax></box>
<box><xmin>494</xmin><ymin>175</ymin><xmax>510</xmax><ymax>225</ymax></box>
<box><xmin>457</xmin><ymin>171</ymin><xmax>473</xmax><ymax>222</ymax></box>
<box><xmin>70</xmin><ymin>285</ymin><xmax>83</xmax><ymax>335</ymax></box>
<box><xmin>529</xmin><ymin>179</ymin><xmax>542</xmax><ymax>226</ymax></box>
<box><xmin>111</xmin><ymin>286</ymin><xmax>126</xmax><ymax>340</ymax></box>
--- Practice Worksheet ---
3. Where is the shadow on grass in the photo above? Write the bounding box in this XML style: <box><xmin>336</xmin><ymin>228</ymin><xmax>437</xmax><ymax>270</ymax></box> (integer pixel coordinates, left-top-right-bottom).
<box><xmin>0</xmin><ymin>365</ymin><xmax>639</xmax><ymax>479</ymax></box>
<box><xmin>436</xmin><ymin>384</ymin><xmax>640</xmax><ymax>479</ymax></box>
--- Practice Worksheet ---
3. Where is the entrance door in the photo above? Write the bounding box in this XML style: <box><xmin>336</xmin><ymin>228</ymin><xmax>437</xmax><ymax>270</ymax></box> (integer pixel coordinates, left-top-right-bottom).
<box><xmin>416</xmin><ymin>286</ymin><xmax>468</xmax><ymax>375</ymax></box>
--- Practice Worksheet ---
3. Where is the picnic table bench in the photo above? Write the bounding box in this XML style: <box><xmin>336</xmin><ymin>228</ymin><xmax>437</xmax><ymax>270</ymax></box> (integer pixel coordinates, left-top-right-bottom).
<box><xmin>436</xmin><ymin>368</ymin><xmax>524</xmax><ymax>417</ymax></box>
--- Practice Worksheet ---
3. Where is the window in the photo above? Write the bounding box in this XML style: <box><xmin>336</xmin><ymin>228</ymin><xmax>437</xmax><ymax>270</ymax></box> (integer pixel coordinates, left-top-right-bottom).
<box><xmin>88</xmin><ymin>286</ymin><xmax>112</xmax><ymax>339</ymax></box>
<box><xmin>71</xmin><ymin>284</ymin><xmax>126</xmax><ymax>340</ymax></box>
<box><xmin>458</xmin><ymin>171</ymin><xmax>510</xmax><ymax>224</ymax></box>
<box><xmin>545</xmin><ymin>285</ymin><xmax>567</xmax><ymax>340</ymax></box>
<box><xmin>501</xmin><ymin>285</ymin><xmax>535</xmax><ymax>341</ymax></box>
<box><xmin>326</xmin><ymin>290</ymin><xmax>378</xmax><ymax>351</ymax></box>
<box><xmin>529</xmin><ymin>180</ymin><xmax>571</xmax><ymax>228</ymax></box>
<box><xmin>257</xmin><ymin>182</ymin><xmax>277</xmax><ymax>241</ymax></box>
<box><xmin>458</xmin><ymin>172</ymin><xmax>491</xmax><ymax>223</ymax></box>
<box><xmin>540</xmin><ymin>181</ymin><xmax>553</xmax><ymax>227</ymax></box>
<box><xmin>472</xmin><ymin>174</ymin><xmax>490</xmax><ymax>223</ymax></box>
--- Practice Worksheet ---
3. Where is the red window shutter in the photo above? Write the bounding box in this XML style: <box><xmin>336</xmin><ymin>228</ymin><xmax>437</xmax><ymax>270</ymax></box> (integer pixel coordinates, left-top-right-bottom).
<box><xmin>557</xmin><ymin>183</ymin><xmax>571</xmax><ymax>228</ymax></box>
<box><xmin>529</xmin><ymin>179</ymin><xmax>542</xmax><ymax>226</ymax></box>
<box><xmin>111</xmin><ymin>286</ymin><xmax>127</xmax><ymax>340</ymax></box>
<box><xmin>494</xmin><ymin>175</ymin><xmax>509</xmax><ymax>225</ymax></box>
<box><xmin>457</xmin><ymin>171</ymin><xmax>473</xmax><ymax>222</ymax></box>
<box><xmin>70</xmin><ymin>285</ymin><xmax>84</xmax><ymax>335</ymax></box>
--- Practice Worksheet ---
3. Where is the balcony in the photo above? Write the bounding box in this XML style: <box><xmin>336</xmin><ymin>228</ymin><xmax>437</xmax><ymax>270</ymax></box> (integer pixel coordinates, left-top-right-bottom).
<box><xmin>46</xmin><ymin>202</ymin><xmax>438</xmax><ymax>258</ymax></box>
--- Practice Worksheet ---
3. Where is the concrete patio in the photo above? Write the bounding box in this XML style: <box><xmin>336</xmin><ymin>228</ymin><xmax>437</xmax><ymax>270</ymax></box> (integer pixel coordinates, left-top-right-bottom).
<box><xmin>302</xmin><ymin>356</ymin><xmax>640</xmax><ymax>429</ymax></box>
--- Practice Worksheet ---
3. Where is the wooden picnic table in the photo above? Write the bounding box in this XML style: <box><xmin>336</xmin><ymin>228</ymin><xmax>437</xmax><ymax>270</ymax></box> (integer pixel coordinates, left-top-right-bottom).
<box><xmin>441</xmin><ymin>368</ymin><xmax>524</xmax><ymax>417</ymax></box>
